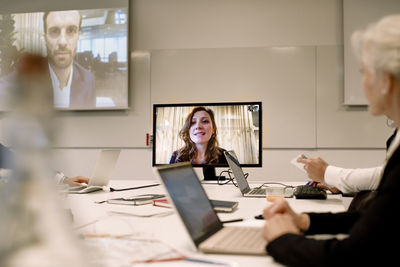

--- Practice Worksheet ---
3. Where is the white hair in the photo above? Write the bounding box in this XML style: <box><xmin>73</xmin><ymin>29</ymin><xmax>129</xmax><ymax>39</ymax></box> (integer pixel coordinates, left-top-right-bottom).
<box><xmin>351</xmin><ymin>14</ymin><xmax>400</xmax><ymax>80</ymax></box>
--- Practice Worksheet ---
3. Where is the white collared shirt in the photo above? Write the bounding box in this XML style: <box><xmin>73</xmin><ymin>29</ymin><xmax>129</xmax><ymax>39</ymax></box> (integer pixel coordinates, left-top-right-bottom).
<box><xmin>325</xmin><ymin>130</ymin><xmax>400</xmax><ymax>193</ymax></box>
<box><xmin>49</xmin><ymin>64</ymin><xmax>73</xmax><ymax>108</ymax></box>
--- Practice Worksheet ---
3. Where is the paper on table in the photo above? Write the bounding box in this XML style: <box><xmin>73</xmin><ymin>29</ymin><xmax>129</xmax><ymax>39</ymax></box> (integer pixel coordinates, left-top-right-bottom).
<box><xmin>84</xmin><ymin>236</ymin><xmax>238</xmax><ymax>266</ymax></box>
<box><xmin>290</xmin><ymin>154</ymin><xmax>307</xmax><ymax>173</ymax></box>
<box><xmin>67</xmin><ymin>197</ymin><xmax>108</xmax><ymax>229</ymax></box>
<box><xmin>105</xmin><ymin>204</ymin><xmax>174</xmax><ymax>217</ymax></box>
<box><xmin>83</xmin><ymin>236</ymin><xmax>184</xmax><ymax>265</ymax></box>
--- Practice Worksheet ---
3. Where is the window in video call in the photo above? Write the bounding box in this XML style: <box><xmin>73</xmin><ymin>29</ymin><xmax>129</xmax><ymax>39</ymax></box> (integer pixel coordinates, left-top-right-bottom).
<box><xmin>152</xmin><ymin>102</ymin><xmax>262</xmax><ymax>168</ymax></box>
<box><xmin>0</xmin><ymin>1</ymin><xmax>129</xmax><ymax>111</ymax></box>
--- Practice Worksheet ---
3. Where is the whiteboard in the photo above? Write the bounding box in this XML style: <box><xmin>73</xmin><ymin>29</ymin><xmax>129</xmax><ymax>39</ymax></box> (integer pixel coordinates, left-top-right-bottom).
<box><xmin>344</xmin><ymin>0</ymin><xmax>400</xmax><ymax>105</ymax></box>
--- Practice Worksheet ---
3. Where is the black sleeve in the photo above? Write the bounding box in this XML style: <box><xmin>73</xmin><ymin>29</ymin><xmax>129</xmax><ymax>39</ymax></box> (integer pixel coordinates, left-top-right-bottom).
<box><xmin>0</xmin><ymin>144</ymin><xmax>14</xmax><ymax>169</ymax></box>
<box><xmin>265</xmin><ymin>147</ymin><xmax>400</xmax><ymax>267</ymax></box>
<box><xmin>216</xmin><ymin>147</ymin><xmax>228</xmax><ymax>165</ymax></box>
<box><xmin>265</xmin><ymin>212</ymin><xmax>358</xmax><ymax>267</ymax></box>
<box><xmin>169</xmin><ymin>151</ymin><xmax>177</xmax><ymax>164</ymax></box>
<box><xmin>266</xmin><ymin>187</ymin><xmax>399</xmax><ymax>267</ymax></box>
<box><xmin>305</xmin><ymin>211</ymin><xmax>359</xmax><ymax>235</ymax></box>
<box><xmin>385</xmin><ymin>128</ymin><xmax>397</xmax><ymax>150</ymax></box>
<box><xmin>267</xmin><ymin>234</ymin><xmax>345</xmax><ymax>267</ymax></box>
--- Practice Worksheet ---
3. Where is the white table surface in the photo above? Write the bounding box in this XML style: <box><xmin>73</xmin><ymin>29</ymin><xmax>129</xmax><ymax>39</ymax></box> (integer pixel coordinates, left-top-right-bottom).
<box><xmin>65</xmin><ymin>180</ymin><xmax>346</xmax><ymax>267</ymax></box>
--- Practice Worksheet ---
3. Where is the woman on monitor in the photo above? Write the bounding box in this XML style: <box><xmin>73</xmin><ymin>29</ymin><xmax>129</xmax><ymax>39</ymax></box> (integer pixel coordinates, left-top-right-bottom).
<box><xmin>169</xmin><ymin>106</ymin><xmax>227</xmax><ymax>165</ymax></box>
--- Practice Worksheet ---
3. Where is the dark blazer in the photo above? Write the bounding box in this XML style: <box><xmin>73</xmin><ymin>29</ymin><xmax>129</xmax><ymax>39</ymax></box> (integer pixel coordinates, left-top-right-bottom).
<box><xmin>169</xmin><ymin>147</ymin><xmax>228</xmax><ymax>165</ymax></box>
<box><xmin>0</xmin><ymin>61</ymin><xmax>96</xmax><ymax>109</ymax></box>
<box><xmin>266</xmin><ymin>142</ymin><xmax>400</xmax><ymax>267</ymax></box>
<box><xmin>386</xmin><ymin>128</ymin><xmax>397</xmax><ymax>149</ymax></box>
<box><xmin>69</xmin><ymin>62</ymin><xmax>96</xmax><ymax>109</ymax></box>
<box><xmin>0</xmin><ymin>144</ymin><xmax>14</xmax><ymax>169</ymax></box>
<box><xmin>347</xmin><ymin>128</ymin><xmax>397</xmax><ymax>211</ymax></box>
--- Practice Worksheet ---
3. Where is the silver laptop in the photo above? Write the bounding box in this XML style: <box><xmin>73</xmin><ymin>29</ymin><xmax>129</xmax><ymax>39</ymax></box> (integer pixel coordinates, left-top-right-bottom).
<box><xmin>68</xmin><ymin>149</ymin><xmax>120</xmax><ymax>194</ymax></box>
<box><xmin>155</xmin><ymin>162</ymin><xmax>267</xmax><ymax>255</ymax></box>
<box><xmin>224</xmin><ymin>150</ymin><xmax>267</xmax><ymax>197</ymax></box>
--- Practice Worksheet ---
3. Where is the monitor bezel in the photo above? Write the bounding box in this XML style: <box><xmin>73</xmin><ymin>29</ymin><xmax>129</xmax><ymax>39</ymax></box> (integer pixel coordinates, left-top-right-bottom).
<box><xmin>152</xmin><ymin>101</ymin><xmax>262</xmax><ymax>168</ymax></box>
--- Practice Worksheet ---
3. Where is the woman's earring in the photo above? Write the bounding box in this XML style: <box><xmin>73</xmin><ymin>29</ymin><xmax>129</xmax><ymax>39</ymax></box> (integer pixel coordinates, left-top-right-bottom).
<box><xmin>386</xmin><ymin>118</ymin><xmax>396</xmax><ymax>128</ymax></box>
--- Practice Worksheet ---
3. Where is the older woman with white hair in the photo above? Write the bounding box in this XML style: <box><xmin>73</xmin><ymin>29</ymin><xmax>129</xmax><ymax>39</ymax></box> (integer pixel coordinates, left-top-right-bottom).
<box><xmin>261</xmin><ymin>15</ymin><xmax>400</xmax><ymax>266</ymax></box>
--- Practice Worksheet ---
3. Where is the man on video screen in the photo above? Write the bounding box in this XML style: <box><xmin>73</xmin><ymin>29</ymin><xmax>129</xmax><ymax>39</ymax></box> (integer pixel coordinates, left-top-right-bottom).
<box><xmin>44</xmin><ymin>10</ymin><xmax>96</xmax><ymax>109</ymax></box>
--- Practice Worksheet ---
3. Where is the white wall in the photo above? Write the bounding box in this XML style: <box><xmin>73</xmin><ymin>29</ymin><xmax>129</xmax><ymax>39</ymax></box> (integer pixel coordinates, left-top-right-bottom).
<box><xmin>2</xmin><ymin>0</ymin><xmax>395</xmax><ymax>181</ymax></box>
<box><xmin>52</xmin><ymin>148</ymin><xmax>386</xmax><ymax>182</ymax></box>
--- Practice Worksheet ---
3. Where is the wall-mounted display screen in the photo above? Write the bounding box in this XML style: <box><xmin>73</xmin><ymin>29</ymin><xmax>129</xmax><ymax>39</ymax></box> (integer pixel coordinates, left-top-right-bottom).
<box><xmin>0</xmin><ymin>1</ymin><xmax>129</xmax><ymax>110</ymax></box>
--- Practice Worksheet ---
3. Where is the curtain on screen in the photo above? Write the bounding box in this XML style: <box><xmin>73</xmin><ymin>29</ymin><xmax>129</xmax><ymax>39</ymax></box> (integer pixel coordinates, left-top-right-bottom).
<box><xmin>155</xmin><ymin>105</ymin><xmax>259</xmax><ymax>164</ymax></box>
<box><xmin>13</xmin><ymin>13</ymin><xmax>46</xmax><ymax>56</ymax></box>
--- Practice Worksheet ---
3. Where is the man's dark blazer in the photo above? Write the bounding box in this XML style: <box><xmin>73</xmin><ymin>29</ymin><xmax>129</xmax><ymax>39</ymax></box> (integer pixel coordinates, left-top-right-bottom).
<box><xmin>69</xmin><ymin>62</ymin><xmax>96</xmax><ymax>109</ymax></box>
<box><xmin>0</xmin><ymin>61</ymin><xmax>96</xmax><ymax>109</ymax></box>
<box><xmin>266</xmin><ymin>140</ymin><xmax>400</xmax><ymax>267</ymax></box>
<box><xmin>0</xmin><ymin>144</ymin><xmax>13</xmax><ymax>169</ymax></box>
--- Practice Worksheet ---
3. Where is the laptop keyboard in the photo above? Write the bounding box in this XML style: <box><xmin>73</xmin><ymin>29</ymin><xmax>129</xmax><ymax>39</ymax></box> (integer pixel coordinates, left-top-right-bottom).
<box><xmin>68</xmin><ymin>185</ymin><xmax>103</xmax><ymax>194</ymax></box>
<box><xmin>68</xmin><ymin>185</ymin><xmax>88</xmax><ymax>191</ymax></box>
<box><xmin>211</xmin><ymin>227</ymin><xmax>266</xmax><ymax>251</ymax></box>
<box><xmin>248</xmin><ymin>188</ymin><xmax>266</xmax><ymax>195</ymax></box>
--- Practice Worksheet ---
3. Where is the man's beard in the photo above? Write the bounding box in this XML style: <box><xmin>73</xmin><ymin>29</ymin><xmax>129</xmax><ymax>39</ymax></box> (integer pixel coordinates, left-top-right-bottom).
<box><xmin>48</xmin><ymin>49</ymin><xmax>75</xmax><ymax>69</ymax></box>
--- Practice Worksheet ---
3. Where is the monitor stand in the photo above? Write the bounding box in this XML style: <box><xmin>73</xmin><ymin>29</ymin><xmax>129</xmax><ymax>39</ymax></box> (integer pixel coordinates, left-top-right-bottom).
<box><xmin>203</xmin><ymin>166</ymin><xmax>218</xmax><ymax>180</ymax></box>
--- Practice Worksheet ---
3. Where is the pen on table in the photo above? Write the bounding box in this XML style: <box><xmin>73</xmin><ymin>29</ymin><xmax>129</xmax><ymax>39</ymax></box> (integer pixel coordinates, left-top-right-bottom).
<box><xmin>306</xmin><ymin>181</ymin><xmax>319</xmax><ymax>187</ymax></box>
<box><xmin>185</xmin><ymin>257</ymin><xmax>231</xmax><ymax>266</ymax></box>
<box><xmin>221</xmin><ymin>218</ymin><xmax>243</xmax><ymax>224</ymax></box>
<box><xmin>109</xmin><ymin>183</ymin><xmax>160</xmax><ymax>192</ymax></box>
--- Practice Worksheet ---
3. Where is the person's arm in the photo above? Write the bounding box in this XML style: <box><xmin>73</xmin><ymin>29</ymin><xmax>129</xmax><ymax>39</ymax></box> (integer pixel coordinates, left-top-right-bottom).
<box><xmin>54</xmin><ymin>171</ymin><xmax>89</xmax><ymax>186</ymax></box>
<box><xmin>55</xmin><ymin>171</ymin><xmax>67</xmax><ymax>184</ymax></box>
<box><xmin>265</xmin><ymin>186</ymin><xmax>395</xmax><ymax>267</ymax></box>
<box><xmin>262</xmin><ymin>199</ymin><xmax>358</xmax><ymax>239</ymax></box>
<box><xmin>262</xmin><ymin>202</ymin><xmax>360</xmax><ymax>266</ymax></box>
<box><xmin>297</xmin><ymin>157</ymin><xmax>383</xmax><ymax>193</ymax></box>
<box><xmin>63</xmin><ymin>176</ymin><xmax>89</xmax><ymax>186</ymax></box>
<box><xmin>324</xmin><ymin>165</ymin><xmax>383</xmax><ymax>193</ymax></box>
<box><xmin>304</xmin><ymin>211</ymin><xmax>359</xmax><ymax>235</ymax></box>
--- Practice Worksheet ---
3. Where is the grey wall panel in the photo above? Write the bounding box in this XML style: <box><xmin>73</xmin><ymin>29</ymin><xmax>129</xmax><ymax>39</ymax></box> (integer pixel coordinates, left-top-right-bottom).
<box><xmin>343</xmin><ymin>0</ymin><xmax>400</xmax><ymax>105</ymax></box>
<box><xmin>53</xmin><ymin>52</ymin><xmax>152</xmax><ymax>147</ymax></box>
<box><xmin>132</xmin><ymin>0</ymin><xmax>342</xmax><ymax>50</ymax></box>
<box><xmin>151</xmin><ymin>47</ymin><xmax>316</xmax><ymax>148</ymax></box>
<box><xmin>316</xmin><ymin>46</ymin><xmax>393</xmax><ymax>148</ymax></box>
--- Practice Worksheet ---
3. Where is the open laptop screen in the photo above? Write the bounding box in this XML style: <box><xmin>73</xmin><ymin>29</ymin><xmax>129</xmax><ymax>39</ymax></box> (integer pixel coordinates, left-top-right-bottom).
<box><xmin>224</xmin><ymin>150</ymin><xmax>251</xmax><ymax>194</ymax></box>
<box><xmin>157</xmin><ymin>163</ymin><xmax>222</xmax><ymax>245</ymax></box>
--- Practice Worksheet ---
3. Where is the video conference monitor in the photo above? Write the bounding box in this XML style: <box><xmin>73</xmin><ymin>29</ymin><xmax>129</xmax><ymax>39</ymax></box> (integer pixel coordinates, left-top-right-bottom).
<box><xmin>0</xmin><ymin>0</ymin><xmax>129</xmax><ymax>111</ymax></box>
<box><xmin>152</xmin><ymin>102</ymin><xmax>262</xmax><ymax>180</ymax></box>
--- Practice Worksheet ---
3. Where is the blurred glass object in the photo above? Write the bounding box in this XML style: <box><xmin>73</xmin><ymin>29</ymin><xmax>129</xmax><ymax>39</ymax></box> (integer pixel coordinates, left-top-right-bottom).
<box><xmin>0</xmin><ymin>53</ymin><xmax>87</xmax><ymax>266</ymax></box>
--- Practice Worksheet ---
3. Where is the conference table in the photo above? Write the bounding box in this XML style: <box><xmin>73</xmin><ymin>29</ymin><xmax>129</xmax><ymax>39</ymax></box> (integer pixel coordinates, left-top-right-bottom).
<box><xmin>66</xmin><ymin>180</ymin><xmax>347</xmax><ymax>267</ymax></box>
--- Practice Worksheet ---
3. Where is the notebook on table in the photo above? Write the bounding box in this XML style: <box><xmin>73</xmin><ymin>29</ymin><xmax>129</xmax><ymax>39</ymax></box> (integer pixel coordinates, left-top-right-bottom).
<box><xmin>68</xmin><ymin>149</ymin><xmax>120</xmax><ymax>194</ymax></box>
<box><xmin>154</xmin><ymin>162</ymin><xmax>267</xmax><ymax>255</ymax></box>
